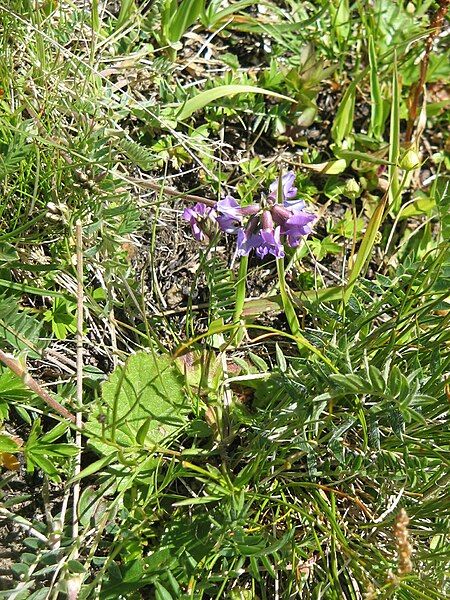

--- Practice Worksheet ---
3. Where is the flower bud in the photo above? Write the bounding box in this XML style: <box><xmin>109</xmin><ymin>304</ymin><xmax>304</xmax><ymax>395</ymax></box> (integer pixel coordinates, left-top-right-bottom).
<box><xmin>271</xmin><ymin>204</ymin><xmax>292</xmax><ymax>225</ymax></box>
<box><xmin>343</xmin><ymin>178</ymin><xmax>361</xmax><ymax>199</ymax></box>
<box><xmin>240</xmin><ymin>203</ymin><xmax>260</xmax><ymax>216</ymax></box>
<box><xmin>400</xmin><ymin>148</ymin><xmax>420</xmax><ymax>171</ymax></box>
<box><xmin>261</xmin><ymin>210</ymin><xmax>274</xmax><ymax>231</ymax></box>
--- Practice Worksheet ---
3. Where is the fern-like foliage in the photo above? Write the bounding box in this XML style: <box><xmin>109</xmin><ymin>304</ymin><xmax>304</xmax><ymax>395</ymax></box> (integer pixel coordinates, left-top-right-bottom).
<box><xmin>0</xmin><ymin>124</ymin><xmax>33</xmax><ymax>181</ymax></box>
<box><xmin>0</xmin><ymin>292</ymin><xmax>46</xmax><ymax>358</ymax></box>
<box><xmin>118</xmin><ymin>138</ymin><xmax>154</xmax><ymax>171</ymax></box>
<box><xmin>204</xmin><ymin>254</ymin><xmax>236</xmax><ymax>321</ymax></box>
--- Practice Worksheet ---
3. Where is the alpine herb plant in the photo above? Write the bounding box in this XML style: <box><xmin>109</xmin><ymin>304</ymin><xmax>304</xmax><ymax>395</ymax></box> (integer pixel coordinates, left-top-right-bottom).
<box><xmin>183</xmin><ymin>171</ymin><xmax>320</xmax><ymax>354</ymax></box>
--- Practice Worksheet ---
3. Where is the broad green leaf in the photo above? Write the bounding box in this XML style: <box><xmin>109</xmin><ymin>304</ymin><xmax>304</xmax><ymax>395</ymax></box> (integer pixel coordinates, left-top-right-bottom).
<box><xmin>85</xmin><ymin>352</ymin><xmax>189</xmax><ymax>454</ymax></box>
<box><xmin>309</xmin><ymin>236</ymin><xmax>342</xmax><ymax>260</ymax></box>
<box><xmin>398</xmin><ymin>193</ymin><xmax>436</xmax><ymax>219</ymax></box>
<box><xmin>0</xmin><ymin>434</ymin><xmax>19</xmax><ymax>452</ymax></box>
<box><xmin>368</xmin><ymin>365</ymin><xmax>385</xmax><ymax>393</ymax></box>
<box><xmin>174</xmin><ymin>85</ymin><xmax>294</xmax><ymax>121</ymax></box>
<box><xmin>176</xmin><ymin>349</ymin><xmax>222</xmax><ymax>390</ymax></box>
<box><xmin>167</xmin><ymin>0</ymin><xmax>204</xmax><ymax>43</ymax></box>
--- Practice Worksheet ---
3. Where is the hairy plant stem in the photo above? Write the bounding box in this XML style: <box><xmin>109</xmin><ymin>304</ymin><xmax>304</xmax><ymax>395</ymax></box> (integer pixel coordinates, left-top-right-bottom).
<box><xmin>0</xmin><ymin>349</ymin><xmax>76</xmax><ymax>423</ymax></box>
<box><xmin>72</xmin><ymin>219</ymin><xmax>84</xmax><ymax>556</ymax></box>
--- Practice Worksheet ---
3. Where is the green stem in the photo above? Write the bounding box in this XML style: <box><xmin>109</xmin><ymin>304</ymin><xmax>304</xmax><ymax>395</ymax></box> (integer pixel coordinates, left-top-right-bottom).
<box><xmin>343</xmin><ymin>172</ymin><xmax>408</xmax><ymax>305</ymax></box>
<box><xmin>232</xmin><ymin>256</ymin><xmax>248</xmax><ymax>324</ymax></box>
<box><xmin>229</xmin><ymin>255</ymin><xmax>248</xmax><ymax>346</ymax></box>
<box><xmin>276</xmin><ymin>257</ymin><xmax>301</xmax><ymax>340</ymax></box>
<box><xmin>276</xmin><ymin>258</ymin><xmax>338</xmax><ymax>372</ymax></box>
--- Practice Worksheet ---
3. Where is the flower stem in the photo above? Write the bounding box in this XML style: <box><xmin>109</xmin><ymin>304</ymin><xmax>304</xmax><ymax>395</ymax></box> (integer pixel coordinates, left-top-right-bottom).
<box><xmin>232</xmin><ymin>256</ymin><xmax>248</xmax><ymax>324</ymax></box>
<box><xmin>276</xmin><ymin>257</ymin><xmax>302</xmax><ymax>341</ymax></box>
<box><xmin>230</xmin><ymin>255</ymin><xmax>248</xmax><ymax>346</ymax></box>
<box><xmin>276</xmin><ymin>258</ymin><xmax>338</xmax><ymax>371</ymax></box>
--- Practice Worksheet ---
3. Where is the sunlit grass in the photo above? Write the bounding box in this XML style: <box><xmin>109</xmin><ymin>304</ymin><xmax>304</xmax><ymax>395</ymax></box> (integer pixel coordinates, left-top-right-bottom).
<box><xmin>0</xmin><ymin>1</ymin><xmax>449</xmax><ymax>598</ymax></box>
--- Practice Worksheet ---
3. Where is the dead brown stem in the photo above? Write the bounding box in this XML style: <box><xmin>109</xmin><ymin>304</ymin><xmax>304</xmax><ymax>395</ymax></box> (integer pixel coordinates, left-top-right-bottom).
<box><xmin>0</xmin><ymin>348</ymin><xmax>77</xmax><ymax>423</ymax></box>
<box><xmin>405</xmin><ymin>0</ymin><xmax>450</xmax><ymax>143</ymax></box>
<box><xmin>127</xmin><ymin>177</ymin><xmax>217</xmax><ymax>207</ymax></box>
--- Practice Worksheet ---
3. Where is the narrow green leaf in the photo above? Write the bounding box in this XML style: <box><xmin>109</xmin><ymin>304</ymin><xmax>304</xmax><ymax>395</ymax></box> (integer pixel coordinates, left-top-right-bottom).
<box><xmin>300</xmin><ymin>159</ymin><xmax>347</xmax><ymax>174</ymax></box>
<box><xmin>331</xmin><ymin>374</ymin><xmax>365</xmax><ymax>394</ymax></box>
<box><xmin>69</xmin><ymin>453</ymin><xmax>117</xmax><ymax>483</ymax></box>
<box><xmin>206</xmin><ymin>0</ymin><xmax>259</xmax><ymax>27</ymax></box>
<box><xmin>344</xmin><ymin>194</ymin><xmax>388</xmax><ymax>303</ymax></box>
<box><xmin>168</xmin><ymin>0</ymin><xmax>204</xmax><ymax>43</ymax></box>
<box><xmin>248</xmin><ymin>352</ymin><xmax>268</xmax><ymax>372</ymax></box>
<box><xmin>334</xmin><ymin>148</ymin><xmax>391</xmax><ymax>166</ymax></box>
<box><xmin>136</xmin><ymin>416</ymin><xmax>152</xmax><ymax>446</ymax></box>
<box><xmin>368</xmin><ymin>35</ymin><xmax>384</xmax><ymax>139</ymax></box>
<box><xmin>155</xmin><ymin>582</ymin><xmax>173</xmax><ymax>600</ymax></box>
<box><xmin>331</xmin><ymin>81</ymin><xmax>356</xmax><ymax>145</ymax></box>
<box><xmin>275</xmin><ymin>344</ymin><xmax>287</xmax><ymax>372</ymax></box>
<box><xmin>172</xmin><ymin>496</ymin><xmax>221</xmax><ymax>506</ymax></box>
<box><xmin>116</xmin><ymin>0</ymin><xmax>136</xmax><ymax>29</ymax></box>
<box><xmin>175</xmin><ymin>85</ymin><xmax>294</xmax><ymax>121</ymax></box>
<box><xmin>40</xmin><ymin>422</ymin><xmax>68</xmax><ymax>444</ymax></box>
<box><xmin>389</xmin><ymin>55</ymin><xmax>401</xmax><ymax>211</ymax></box>
<box><xmin>332</xmin><ymin>0</ymin><xmax>350</xmax><ymax>44</ymax></box>
<box><xmin>368</xmin><ymin>365</ymin><xmax>385</xmax><ymax>393</ymax></box>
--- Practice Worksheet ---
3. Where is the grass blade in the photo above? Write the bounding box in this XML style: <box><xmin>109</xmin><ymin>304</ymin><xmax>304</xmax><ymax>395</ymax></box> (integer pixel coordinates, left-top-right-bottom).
<box><xmin>368</xmin><ymin>35</ymin><xmax>384</xmax><ymax>139</ymax></box>
<box><xmin>175</xmin><ymin>84</ymin><xmax>294</xmax><ymax>121</ymax></box>
<box><xmin>389</xmin><ymin>53</ymin><xmax>401</xmax><ymax>211</ymax></box>
<box><xmin>331</xmin><ymin>80</ymin><xmax>356</xmax><ymax>146</ymax></box>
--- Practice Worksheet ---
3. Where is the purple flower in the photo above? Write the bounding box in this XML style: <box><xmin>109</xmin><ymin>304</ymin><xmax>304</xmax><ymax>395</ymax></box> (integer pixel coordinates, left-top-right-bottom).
<box><xmin>183</xmin><ymin>202</ymin><xmax>217</xmax><ymax>241</ymax></box>
<box><xmin>236</xmin><ymin>228</ymin><xmax>260</xmax><ymax>257</ymax></box>
<box><xmin>236</xmin><ymin>226</ymin><xmax>285</xmax><ymax>259</ymax></box>
<box><xmin>268</xmin><ymin>171</ymin><xmax>298</xmax><ymax>202</ymax></box>
<box><xmin>183</xmin><ymin>172</ymin><xmax>316</xmax><ymax>259</ymax></box>
<box><xmin>284</xmin><ymin>197</ymin><xmax>306</xmax><ymax>214</ymax></box>
<box><xmin>216</xmin><ymin>196</ymin><xmax>243</xmax><ymax>233</ymax></box>
<box><xmin>282</xmin><ymin>212</ymin><xmax>316</xmax><ymax>247</ymax></box>
<box><xmin>259</xmin><ymin>227</ymin><xmax>285</xmax><ymax>258</ymax></box>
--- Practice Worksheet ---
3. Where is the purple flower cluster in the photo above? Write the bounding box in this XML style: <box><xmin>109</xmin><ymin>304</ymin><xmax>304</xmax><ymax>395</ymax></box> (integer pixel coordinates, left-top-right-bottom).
<box><xmin>183</xmin><ymin>172</ymin><xmax>315</xmax><ymax>259</ymax></box>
